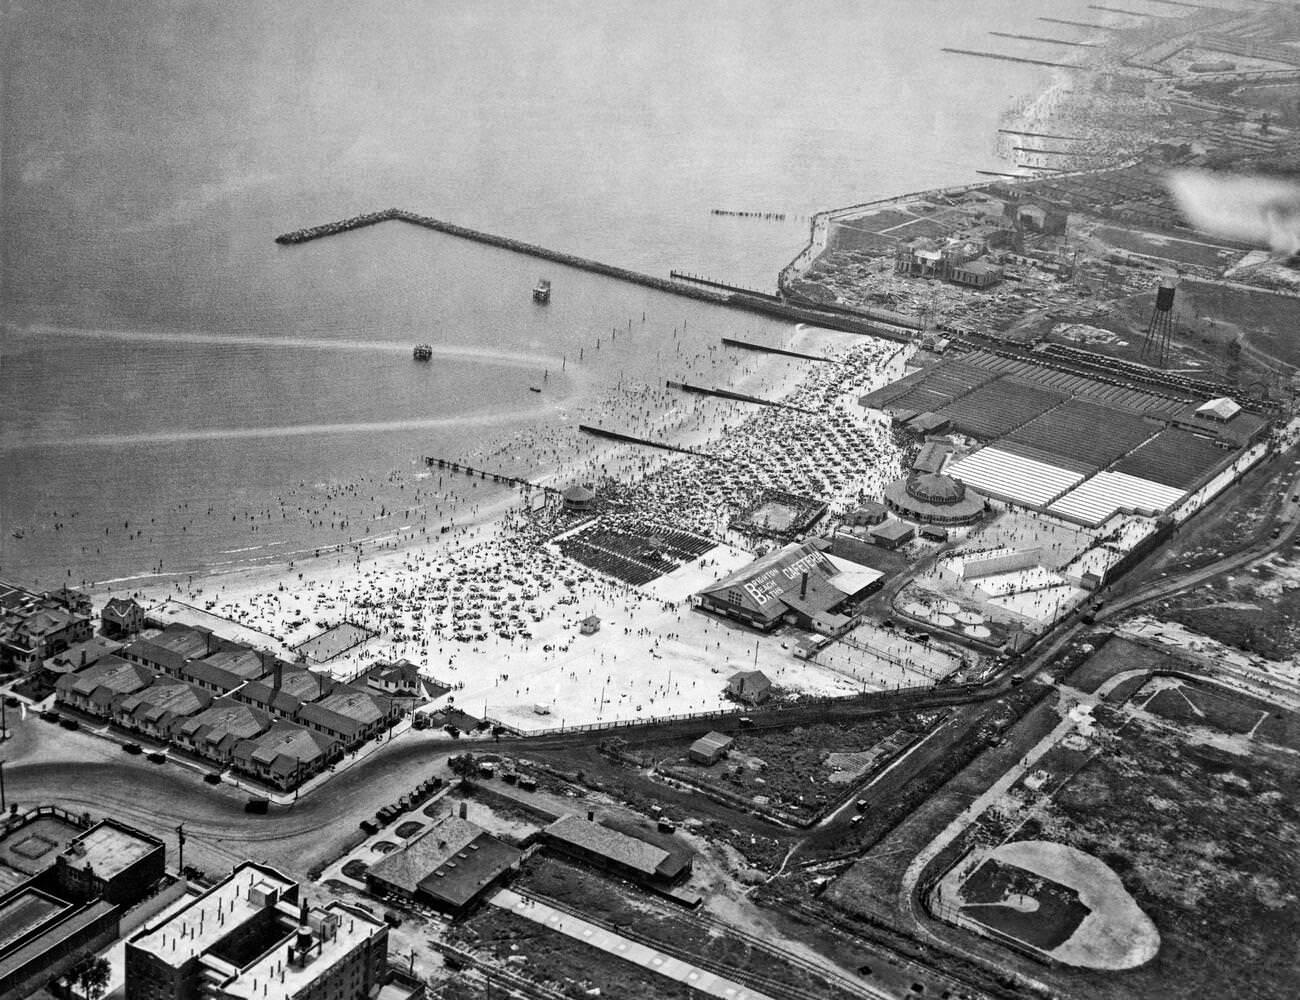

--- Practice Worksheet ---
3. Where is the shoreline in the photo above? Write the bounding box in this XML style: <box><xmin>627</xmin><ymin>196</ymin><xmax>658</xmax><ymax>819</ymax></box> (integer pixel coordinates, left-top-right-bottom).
<box><xmin>121</xmin><ymin>321</ymin><xmax>846</xmax><ymax>613</ymax></box>
<box><xmin>116</xmin><ymin>324</ymin><xmax>917</xmax><ymax>733</ymax></box>
<box><xmin>56</xmin><ymin>28</ymin><xmax>1088</xmax><ymax>618</ymax></box>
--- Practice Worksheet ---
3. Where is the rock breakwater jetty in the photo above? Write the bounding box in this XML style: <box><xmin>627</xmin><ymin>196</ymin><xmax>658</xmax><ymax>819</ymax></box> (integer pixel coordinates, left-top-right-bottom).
<box><xmin>274</xmin><ymin>208</ymin><xmax>913</xmax><ymax>342</ymax></box>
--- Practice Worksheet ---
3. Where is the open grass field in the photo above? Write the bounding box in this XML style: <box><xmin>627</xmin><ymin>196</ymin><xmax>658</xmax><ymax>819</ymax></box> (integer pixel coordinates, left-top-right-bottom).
<box><xmin>1093</xmin><ymin>226</ymin><xmax>1243</xmax><ymax>272</ymax></box>
<box><xmin>1063</xmin><ymin>635</ymin><xmax>1179</xmax><ymax>694</ymax></box>
<box><xmin>1134</xmin><ymin>677</ymin><xmax>1269</xmax><ymax>735</ymax></box>
<box><xmin>1181</xmin><ymin>279</ymin><xmax>1300</xmax><ymax>370</ymax></box>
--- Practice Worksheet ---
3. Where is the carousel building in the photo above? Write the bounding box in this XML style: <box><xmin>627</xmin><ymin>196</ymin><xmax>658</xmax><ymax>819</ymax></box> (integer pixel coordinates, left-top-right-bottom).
<box><xmin>883</xmin><ymin>471</ymin><xmax>985</xmax><ymax>526</ymax></box>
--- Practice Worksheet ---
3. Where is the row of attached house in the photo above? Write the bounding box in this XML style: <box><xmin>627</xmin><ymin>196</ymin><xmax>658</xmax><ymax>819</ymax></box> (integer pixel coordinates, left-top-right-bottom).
<box><xmin>52</xmin><ymin>622</ymin><xmax>399</xmax><ymax>790</ymax></box>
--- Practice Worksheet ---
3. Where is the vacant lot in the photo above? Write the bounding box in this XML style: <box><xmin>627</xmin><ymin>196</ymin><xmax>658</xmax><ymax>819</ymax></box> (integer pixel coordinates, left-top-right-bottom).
<box><xmin>1022</xmin><ymin>711</ymin><xmax>1300</xmax><ymax>1000</ymax></box>
<box><xmin>1064</xmin><ymin>635</ymin><xmax>1178</xmax><ymax>694</ymax></box>
<box><xmin>449</xmin><ymin>907</ymin><xmax>706</xmax><ymax>1000</ymax></box>
<box><xmin>518</xmin><ymin>856</ymin><xmax>863</xmax><ymax>1000</ymax></box>
<box><xmin>662</xmin><ymin>715</ymin><xmax>940</xmax><ymax>823</ymax></box>
<box><xmin>1182</xmin><ymin>279</ymin><xmax>1300</xmax><ymax>369</ymax></box>
<box><xmin>1155</xmin><ymin>558</ymin><xmax>1300</xmax><ymax>661</ymax></box>
<box><xmin>1094</xmin><ymin>226</ymin><xmax>1242</xmax><ymax>272</ymax></box>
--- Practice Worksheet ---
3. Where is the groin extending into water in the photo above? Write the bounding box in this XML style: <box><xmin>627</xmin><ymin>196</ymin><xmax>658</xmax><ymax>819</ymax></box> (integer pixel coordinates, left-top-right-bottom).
<box><xmin>666</xmin><ymin>380</ymin><xmax>817</xmax><ymax>415</ymax></box>
<box><xmin>576</xmin><ymin>424</ymin><xmax>727</xmax><ymax>462</ymax></box>
<box><xmin>274</xmin><ymin>209</ymin><xmax>914</xmax><ymax>342</ymax></box>
<box><xmin>719</xmin><ymin>337</ymin><xmax>840</xmax><ymax>364</ymax></box>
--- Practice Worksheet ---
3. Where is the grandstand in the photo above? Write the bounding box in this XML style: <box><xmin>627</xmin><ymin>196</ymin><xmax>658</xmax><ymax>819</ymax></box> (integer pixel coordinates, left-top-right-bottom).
<box><xmin>1047</xmin><ymin>471</ymin><xmax>1187</xmax><ymax>527</ymax></box>
<box><xmin>947</xmin><ymin>448</ymin><xmax>1085</xmax><ymax>508</ymax></box>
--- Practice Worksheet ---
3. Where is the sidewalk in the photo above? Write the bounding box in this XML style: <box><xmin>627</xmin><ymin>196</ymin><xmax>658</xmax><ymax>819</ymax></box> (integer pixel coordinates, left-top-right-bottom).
<box><xmin>489</xmin><ymin>888</ymin><xmax>780</xmax><ymax>1000</ymax></box>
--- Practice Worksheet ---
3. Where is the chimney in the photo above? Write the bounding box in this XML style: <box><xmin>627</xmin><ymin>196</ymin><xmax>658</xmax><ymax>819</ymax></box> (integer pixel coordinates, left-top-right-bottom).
<box><xmin>458</xmin><ymin>801</ymin><xmax>467</xmax><ymax>820</ymax></box>
<box><xmin>273</xmin><ymin>659</ymin><xmax>283</xmax><ymax>691</ymax></box>
<box><xmin>800</xmin><ymin>572</ymin><xmax>808</xmax><ymax>600</ymax></box>
<box><xmin>587</xmin><ymin>809</ymin><xmax>595</xmax><ymax>822</ymax></box>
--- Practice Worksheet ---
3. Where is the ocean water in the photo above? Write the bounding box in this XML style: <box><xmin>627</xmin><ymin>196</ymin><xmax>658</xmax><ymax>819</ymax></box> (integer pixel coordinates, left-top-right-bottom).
<box><xmin>1</xmin><ymin>0</ymin><xmax>1109</xmax><ymax>589</ymax></box>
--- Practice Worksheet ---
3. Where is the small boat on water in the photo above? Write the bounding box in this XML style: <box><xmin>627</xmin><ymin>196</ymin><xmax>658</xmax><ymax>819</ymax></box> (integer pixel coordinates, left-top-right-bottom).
<box><xmin>529</xmin><ymin>386</ymin><xmax>542</xmax><ymax>393</ymax></box>
<box><xmin>532</xmin><ymin>278</ymin><xmax>551</xmax><ymax>304</ymax></box>
<box><xmin>413</xmin><ymin>344</ymin><xmax>433</xmax><ymax>361</ymax></box>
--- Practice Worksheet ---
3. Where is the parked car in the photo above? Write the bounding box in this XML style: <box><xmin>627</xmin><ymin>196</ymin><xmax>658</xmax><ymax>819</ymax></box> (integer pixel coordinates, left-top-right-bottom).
<box><xmin>146</xmin><ymin>751</ymin><xmax>167</xmax><ymax>764</ymax></box>
<box><xmin>123</xmin><ymin>742</ymin><xmax>142</xmax><ymax>754</ymax></box>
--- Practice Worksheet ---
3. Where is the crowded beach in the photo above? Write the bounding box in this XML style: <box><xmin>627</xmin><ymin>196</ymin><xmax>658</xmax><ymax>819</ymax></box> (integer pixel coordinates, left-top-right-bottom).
<box><xmin>122</xmin><ymin>325</ymin><xmax>955</xmax><ymax>732</ymax></box>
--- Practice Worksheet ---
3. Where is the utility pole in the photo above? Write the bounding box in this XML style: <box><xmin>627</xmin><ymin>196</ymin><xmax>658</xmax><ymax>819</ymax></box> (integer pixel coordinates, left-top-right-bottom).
<box><xmin>0</xmin><ymin>761</ymin><xmax>6</xmax><ymax>813</ymax></box>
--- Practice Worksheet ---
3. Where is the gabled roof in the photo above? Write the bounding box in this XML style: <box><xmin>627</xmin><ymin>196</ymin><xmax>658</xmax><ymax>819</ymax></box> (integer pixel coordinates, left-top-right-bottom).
<box><xmin>728</xmin><ymin>669</ymin><xmax>771</xmax><ymax>691</ymax></box>
<box><xmin>44</xmin><ymin>636</ymin><xmax>123</xmax><ymax>674</ymax></box>
<box><xmin>298</xmin><ymin>686</ymin><xmax>389</xmax><ymax>737</ymax></box>
<box><xmin>1196</xmin><ymin>396</ymin><xmax>1241</xmax><ymax>421</ymax></box>
<box><xmin>18</xmin><ymin>606</ymin><xmax>79</xmax><ymax>638</ymax></box>
<box><xmin>195</xmin><ymin>649</ymin><xmax>268</xmax><ymax>680</ymax></box>
<box><xmin>698</xmin><ymin>542</ymin><xmax>840</xmax><ymax>619</ymax></box>
<box><xmin>174</xmin><ymin>697</ymin><xmax>270</xmax><ymax>746</ymax></box>
<box><xmin>233</xmin><ymin>722</ymin><xmax>333</xmax><ymax>773</ymax></box>
<box><xmin>690</xmin><ymin>731</ymin><xmax>733</xmax><ymax>756</ymax></box>
<box><xmin>545</xmin><ymin>815</ymin><xmax>688</xmax><ymax>881</ymax></box>
<box><xmin>118</xmin><ymin>680</ymin><xmax>212</xmax><ymax>727</ymax></box>
<box><xmin>870</xmin><ymin>519</ymin><xmax>915</xmax><ymax>541</ymax></box>
<box><xmin>121</xmin><ymin>625</ymin><xmax>211</xmax><ymax>672</ymax></box>
<box><xmin>367</xmin><ymin>814</ymin><xmax>486</xmax><ymax>895</ymax></box>
<box><xmin>55</xmin><ymin>655</ymin><xmax>153</xmax><ymax>698</ymax></box>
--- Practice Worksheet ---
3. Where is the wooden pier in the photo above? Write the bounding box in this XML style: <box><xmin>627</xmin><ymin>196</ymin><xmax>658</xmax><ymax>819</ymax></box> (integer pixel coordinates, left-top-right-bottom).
<box><xmin>423</xmin><ymin>457</ymin><xmax>559</xmax><ymax>494</ymax></box>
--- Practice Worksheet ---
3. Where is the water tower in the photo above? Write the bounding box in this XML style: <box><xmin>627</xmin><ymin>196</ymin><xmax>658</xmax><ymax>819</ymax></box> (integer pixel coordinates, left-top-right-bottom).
<box><xmin>1140</xmin><ymin>278</ymin><xmax>1178</xmax><ymax>367</ymax></box>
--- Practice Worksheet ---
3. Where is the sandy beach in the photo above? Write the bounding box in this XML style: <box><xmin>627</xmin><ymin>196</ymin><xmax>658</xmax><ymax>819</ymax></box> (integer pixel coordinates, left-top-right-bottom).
<box><xmin>116</xmin><ymin>322</ymin><xmax>935</xmax><ymax>732</ymax></box>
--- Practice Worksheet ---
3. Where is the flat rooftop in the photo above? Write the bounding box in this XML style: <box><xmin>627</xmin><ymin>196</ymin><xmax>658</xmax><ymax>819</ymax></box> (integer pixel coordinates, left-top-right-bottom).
<box><xmin>62</xmin><ymin>821</ymin><xmax>161</xmax><ymax>878</ymax></box>
<box><xmin>219</xmin><ymin>903</ymin><xmax>385</xmax><ymax>1000</ymax></box>
<box><xmin>0</xmin><ymin>815</ymin><xmax>84</xmax><ymax>877</ymax></box>
<box><xmin>130</xmin><ymin>863</ymin><xmax>296</xmax><ymax>967</ymax></box>
<box><xmin>0</xmin><ymin>888</ymin><xmax>73</xmax><ymax>953</ymax></box>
